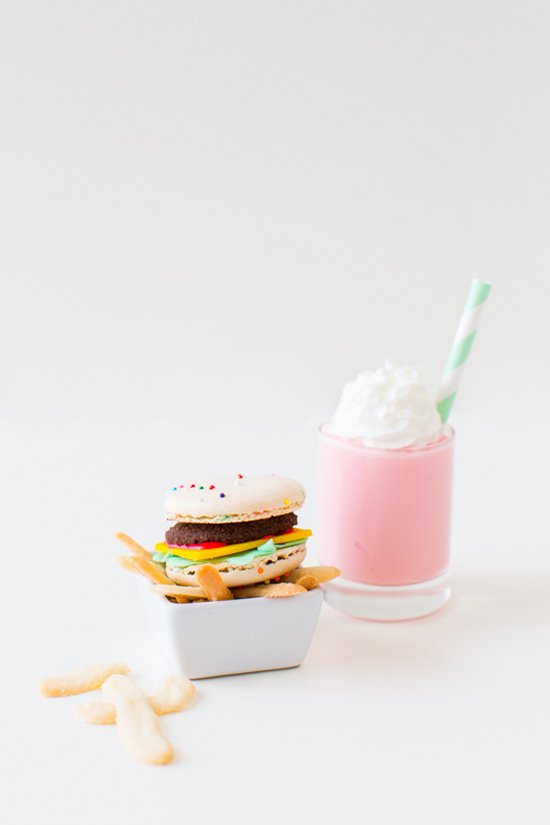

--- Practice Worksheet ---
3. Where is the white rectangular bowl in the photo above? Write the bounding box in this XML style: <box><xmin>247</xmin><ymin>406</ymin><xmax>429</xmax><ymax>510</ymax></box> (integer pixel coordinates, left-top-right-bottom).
<box><xmin>139</xmin><ymin>583</ymin><xmax>323</xmax><ymax>679</ymax></box>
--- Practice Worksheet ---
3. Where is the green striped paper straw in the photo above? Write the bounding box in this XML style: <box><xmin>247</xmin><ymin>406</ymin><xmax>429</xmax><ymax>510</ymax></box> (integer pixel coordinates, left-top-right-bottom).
<box><xmin>436</xmin><ymin>279</ymin><xmax>492</xmax><ymax>423</ymax></box>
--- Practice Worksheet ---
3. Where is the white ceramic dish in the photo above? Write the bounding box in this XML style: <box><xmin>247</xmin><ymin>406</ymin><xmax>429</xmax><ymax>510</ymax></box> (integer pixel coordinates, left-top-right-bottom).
<box><xmin>139</xmin><ymin>582</ymin><xmax>323</xmax><ymax>679</ymax></box>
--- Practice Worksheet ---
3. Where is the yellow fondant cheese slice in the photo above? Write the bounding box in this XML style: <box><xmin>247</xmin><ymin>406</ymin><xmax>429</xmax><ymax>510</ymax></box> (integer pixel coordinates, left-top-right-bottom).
<box><xmin>155</xmin><ymin>528</ymin><xmax>312</xmax><ymax>562</ymax></box>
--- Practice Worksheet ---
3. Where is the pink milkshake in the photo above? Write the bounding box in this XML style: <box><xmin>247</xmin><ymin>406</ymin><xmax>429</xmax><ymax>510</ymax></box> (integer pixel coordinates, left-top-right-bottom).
<box><xmin>318</xmin><ymin>362</ymin><xmax>453</xmax><ymax>620</ymax></box>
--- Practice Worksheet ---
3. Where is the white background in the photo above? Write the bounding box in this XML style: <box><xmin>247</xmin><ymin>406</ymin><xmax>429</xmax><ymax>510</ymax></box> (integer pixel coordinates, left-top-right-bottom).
<box><xmin>1</xmin><ymin>2</ymin><xmax>549</xmax><ymax>824</ymax></box>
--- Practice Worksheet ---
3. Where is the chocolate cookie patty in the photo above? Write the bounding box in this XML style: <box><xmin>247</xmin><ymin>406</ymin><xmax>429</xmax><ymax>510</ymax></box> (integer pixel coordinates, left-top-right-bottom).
<box><xmin>165</xmin><ymin>511</ymin><xmax>298</xmax><ymax>547</ymax></box>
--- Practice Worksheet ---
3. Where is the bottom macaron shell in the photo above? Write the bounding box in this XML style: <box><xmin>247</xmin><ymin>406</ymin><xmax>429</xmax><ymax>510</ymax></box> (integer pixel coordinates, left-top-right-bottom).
<box><xmin>165</xmin><ymin>544</ymin><xmax>307</xmax><ymax>588</ymax></box>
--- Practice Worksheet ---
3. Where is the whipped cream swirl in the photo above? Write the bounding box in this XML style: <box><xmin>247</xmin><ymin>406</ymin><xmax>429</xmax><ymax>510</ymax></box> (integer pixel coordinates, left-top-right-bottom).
<box><xmin>326</xmin><ymin>361</ymin><xmax>442</xmax><ymax>449</ymax></box>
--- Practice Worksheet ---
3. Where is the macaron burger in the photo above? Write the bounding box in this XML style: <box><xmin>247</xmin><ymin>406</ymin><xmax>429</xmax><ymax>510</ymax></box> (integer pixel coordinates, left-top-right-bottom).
<box><xmin>153</xmin><ymin>475</ymin><xmax>312</xmax><ymax>588</ymax></box>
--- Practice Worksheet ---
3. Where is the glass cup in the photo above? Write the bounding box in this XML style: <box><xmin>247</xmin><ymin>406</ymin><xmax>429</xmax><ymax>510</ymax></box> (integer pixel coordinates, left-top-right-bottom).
<box><xmin>317</xmin><ymin>427</ymin><xmax>454</xmax><ymax>620</ymax></box>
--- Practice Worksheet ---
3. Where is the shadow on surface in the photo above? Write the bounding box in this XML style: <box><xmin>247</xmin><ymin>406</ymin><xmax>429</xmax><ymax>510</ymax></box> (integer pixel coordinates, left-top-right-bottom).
<box><xmin>305</xmin><ymin>570</ymin><xmax>550</xmax><ymax>673</ymax></box>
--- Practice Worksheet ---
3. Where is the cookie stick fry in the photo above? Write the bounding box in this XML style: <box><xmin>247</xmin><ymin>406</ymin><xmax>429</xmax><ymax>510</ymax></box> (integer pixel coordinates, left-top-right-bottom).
<box><xmin>151</xmin><ymin>584</ymin><xmax>206</xmax><ymax>600</ymax></box>
<box><xmin>76</xmin><ymin>675</ymin><xmax>196</xmax><ymax>725</ymax></box>
<box><xmin>115</xmin><ymin>532</ymin><xmax>152</xmax><ymax>560</ymax></box>
<box><xmin>195</xmin><ymin>564</ymin><xmax>234</xmax><ymax>601</ymax></box>
<box><xmin>115</xmin><ymin>555</ymin><xmax>138</xmax><ymax>574</ymax></box>
<box><xmin>233</xmin><ymin>582</ymin><xmax>307</xmax><ymax>599</ymax></box>
<box><xmin>75</xmin><ymin>701</ymin><xmax>117</xmax><ymax>725</ymax></box>
<box><xmin>151</xmin><ymin>675</ymin><xmax>196</xmax><ymax>715</ymax></box>
<box><xmin>116</xmin><ymin>555</ymin><xmax>187</xmax><ymax>601</ymax></box>
<box><xmin>40</xmin><ymin>662</ymin><xmax>130</xmax><ymax>697</ymax></box>
<box><xmin>102</xmin><ymin>675</ymin><xmax>173</xmax><ymax>765</ymax></box>
<box><xmin>291</xmin><ymin>574</ymin><xmax>319</xmax><ymax>590</ymax></box>
<box><xmin>287</xmin><ymin>565</ymin><xmax>340</xmax><ymax>585</ymax></box>
<box><xmin>128</xmin><ymin>556</ymin><xmax>174</xmax><ymax>585</ymax></box>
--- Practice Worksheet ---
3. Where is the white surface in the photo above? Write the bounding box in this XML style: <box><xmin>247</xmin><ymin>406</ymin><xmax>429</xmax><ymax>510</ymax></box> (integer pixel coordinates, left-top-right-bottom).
<box><xmin>2</xmin><ymin>1</ymin><xmax>550</xmax><ymax>823</ymax></box>
<box><xmin>1</xmin><ymin>1</ymin><xmax>550</xmax><ymax>426</ymax></box>
<box><xmin>3</xmin><ymin>415</ymin><xmax>550</xmax><ymax>824</ymax></box>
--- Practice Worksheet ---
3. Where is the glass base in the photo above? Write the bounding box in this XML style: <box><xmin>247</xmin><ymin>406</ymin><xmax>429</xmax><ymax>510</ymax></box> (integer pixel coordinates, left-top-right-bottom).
<box><xmin>322</xmin><ymin>573</ymin><xmax>451</xmax><ymax>621</ymax></box>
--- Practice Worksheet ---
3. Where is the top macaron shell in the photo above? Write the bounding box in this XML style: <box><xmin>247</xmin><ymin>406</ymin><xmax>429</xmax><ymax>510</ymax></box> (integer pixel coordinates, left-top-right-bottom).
<box><xmin>164</xmin><ymin>475</ymin><xmax>305</xmax><ymax>523</ymax></box>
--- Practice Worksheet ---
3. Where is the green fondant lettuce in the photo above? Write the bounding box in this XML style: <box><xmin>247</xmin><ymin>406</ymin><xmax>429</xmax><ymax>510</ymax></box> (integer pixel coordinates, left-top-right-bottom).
<box><xmin>153</xmin><ymin>537</ymin><xmax>306</xmax><ymax>569</ymax></box>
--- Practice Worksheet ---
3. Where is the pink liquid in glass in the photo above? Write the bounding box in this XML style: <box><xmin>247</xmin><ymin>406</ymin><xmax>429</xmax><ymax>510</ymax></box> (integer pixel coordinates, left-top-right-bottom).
<box><xmin>318</xmin><ymin>429</ymin><xmax>454</xmax><ymax>587</ymax></box>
